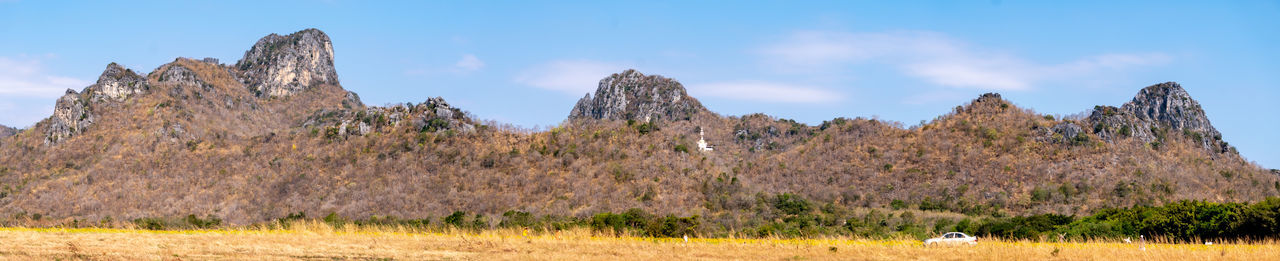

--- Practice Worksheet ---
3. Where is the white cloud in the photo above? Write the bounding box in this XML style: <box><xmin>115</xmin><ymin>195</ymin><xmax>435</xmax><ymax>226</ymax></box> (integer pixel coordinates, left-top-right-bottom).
<box><xmin>514</xmin><ymin>59</ymin><xmax>631</xmax><ymax>95</ymax></box>
<box><xmin>902</xmin><ymin>56</ymin><xmax>1033</xmax><ymax>90</ymax></box>
<box><xmin>690</xmin><ymin>81</ymin><xmax>843</xmax><ymax>103</ymax></box>
<box><xmin>759</xmin><ymin>30</ymin><xmax>1172</xmax><ymax>91</ymax></box>
<box><xmin>452</xmin><ymin>54</ymin><xmax>484</xmax><ymax>73</ymax></box>
<box><xmin>0</xmin><ymin>56</ymin><xmax>84</xmax><ymax>127</ymax></box>
<box><xmin>0</xmin><ymin>56</ymin><xmax>90</xmax><ymax>98</ymax></box>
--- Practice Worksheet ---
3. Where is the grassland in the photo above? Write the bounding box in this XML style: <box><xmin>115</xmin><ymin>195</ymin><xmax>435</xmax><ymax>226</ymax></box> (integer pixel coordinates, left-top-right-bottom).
<box><xmin>0</xmin><ymin>221</ymin><xmax>1276</xmax><ymax>260</ymax></box>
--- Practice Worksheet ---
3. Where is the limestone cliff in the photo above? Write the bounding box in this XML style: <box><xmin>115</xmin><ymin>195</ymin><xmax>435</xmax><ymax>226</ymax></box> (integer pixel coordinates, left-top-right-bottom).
<box><xmin>568</xmin><ymin>69</ymin><xmax>706</xmax><ymax>122</ymax></box>
<box><xmin>85</xmin><ymin>63</ymin><xmax>149</xmax><ymax>102</ymax></box>
<box><xmin>1088</xmin><ymin>82</ymin><xmax>1230</xmax><ymax>153</ymax></box>
<box><xmin>236</xmin><ymin>28</ymin><xmax>339</xmax><ymax>98</ymax></box>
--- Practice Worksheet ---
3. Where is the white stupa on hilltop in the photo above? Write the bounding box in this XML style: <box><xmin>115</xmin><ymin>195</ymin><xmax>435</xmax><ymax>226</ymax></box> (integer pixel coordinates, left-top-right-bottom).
<box><xmin>697</xmin><ymin>128</ymin><xmax>714</xmax><ymax>152</ymax></box>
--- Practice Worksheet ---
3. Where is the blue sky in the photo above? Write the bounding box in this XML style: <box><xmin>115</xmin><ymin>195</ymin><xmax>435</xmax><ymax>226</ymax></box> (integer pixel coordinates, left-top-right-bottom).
<box><xmin>1</xmin><ymin>1</ymin><xmax>1277</xmax><ymax>167</ymax></box>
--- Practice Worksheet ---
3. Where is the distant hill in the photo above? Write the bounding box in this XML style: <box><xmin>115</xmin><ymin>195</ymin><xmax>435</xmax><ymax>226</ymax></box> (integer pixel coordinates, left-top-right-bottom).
<box><xmin>0</xmin><ymin>125</ymin><xmax>16</xmax><ymax>139</ymax></box>
<box><xmin>0</xmin><ymin>29</ymin><xmax>1274</xmax><ymax>225</ymax></box>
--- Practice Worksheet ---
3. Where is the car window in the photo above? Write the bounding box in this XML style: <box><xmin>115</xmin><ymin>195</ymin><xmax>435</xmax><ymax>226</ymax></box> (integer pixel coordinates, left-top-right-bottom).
<box><xmin>944</xmin><ymin>233</ymin><xmax>954</xmax><ymax>238</ymax></box>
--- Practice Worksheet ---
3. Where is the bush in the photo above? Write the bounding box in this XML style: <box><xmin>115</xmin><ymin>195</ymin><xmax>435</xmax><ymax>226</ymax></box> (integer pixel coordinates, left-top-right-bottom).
<box><xmin>1031</xmin><ymin>187</ymin><xmax>1051</xmax><ymax>202</ymax></box>
<box><xmin>1056</xmin><ymin>198</ymin><xmax>1280</xmax><ymax>242</ymax></box>
<box><xmin>590</xmin><ymin>208</ymin><xmax>650</xmax><ymax>235</ymax></box>
<box><xmin>323</xmin><ymin>212</ymin><xmax>347</xmax><ymax>227</ymax></box>
<box><xmin>633</xmin><ymin>121</ymin><xmax>657</xmax><ymax>134</ymax></box>
<box><xmin>444</xmin><ymin>211</ymin><xmax>469</xmax><ymax>227</ymax></box>
<box><xmin>971</xmin><ymin>213</ymin><xmax>1072</xmax><ymax>240</ymax></box>
<box><xmin>353</xmin><ymin>215</ymin><xmax>430</xmax><ymax>230</ymax></box>
<box><xmin>500</xmin><ymin>210</ymin><xmax>535</xmax><ymax>228</ymax></box>
<box><xmin>650</xmin><ymin>215</ymin><xmax>699</xmax><ymax>238</ymax></box>
<box><xmin>918</xmin><ymin>197</ymin><xmax>948</xmax><ymax>211</ymax></box>
<box><xmin>133</xmin><ymin>217</ymin><xmax>167</xmax><ymax>230</ymax></box>
<box><xmin>184</xmin><ymin>214</ymin><xmax>222</xmax><ymax>229</ymax></box>
<box><xmin>587</xmin><ymin>208</ymin><xmax>698</xmax><ymax>238</ymax></box>
<box><xmin>1070</xmin><ymin>133</ymin><xmax>1091</xmax><ymax>146</ymax></box>
<box><xmin>774</xmin><ymin>193</ymin><xmax>812</xmax><ymax>215</ymax></box>
<box><xmin>132</xmin><ymin>214</ymin><xmax>222</xmax><ymax>230</ymax></box>
<box><xmin>890</xmin><ymin>200</ymin><xmax>907</xmax><ymax>210</ymax></box>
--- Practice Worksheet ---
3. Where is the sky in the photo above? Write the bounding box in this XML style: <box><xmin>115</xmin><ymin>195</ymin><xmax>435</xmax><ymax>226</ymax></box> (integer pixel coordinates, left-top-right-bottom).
<box><xmin>0</xmin><ymin>1</ymin><xmax>1277</xmax><ymax>167</ymax></box>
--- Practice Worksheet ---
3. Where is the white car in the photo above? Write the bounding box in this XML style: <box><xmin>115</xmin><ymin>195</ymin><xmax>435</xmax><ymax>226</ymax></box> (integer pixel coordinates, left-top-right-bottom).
<box><xmin>923</xmin><ymin>232</ymin><xmax>978</xmax><ymax>246</ymax></box>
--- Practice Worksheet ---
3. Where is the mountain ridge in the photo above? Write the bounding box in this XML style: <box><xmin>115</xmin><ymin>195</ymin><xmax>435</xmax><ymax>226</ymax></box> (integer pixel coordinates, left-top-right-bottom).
<box><xmin>0</xmin><ymin>29</ymin><xmax>1273</xmax><ymax>226</ymax></box>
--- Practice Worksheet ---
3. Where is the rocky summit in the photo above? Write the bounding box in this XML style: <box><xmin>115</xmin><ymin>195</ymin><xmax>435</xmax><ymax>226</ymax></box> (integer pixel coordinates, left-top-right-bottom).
<box><xmin>42</xmin><ymin>63</ymin><xmax>151</xmax><ymax>144</ymax></box>
<box><xmin>44</xmin><ymin>89</ymin><xmax>95</xmax><ymax>145</ymax></box>
<box><xmin>569</xmin><ymin>69</ymin><xmax>707</xmax><ymax>122</ymax></box>
<box><xmin>236</xmin><ymin>28</ymin><xmax>339</xmax><ymax>98</ymax></box>
<box><xmin>1087</xmin><ymin>82</ymin><xmax>1231</xmax><ymax>153</ymax></box>
<box><xmin>87</xmin><ymin>63</ymin><xmax>150</xmax><ymax>102</ymax></box>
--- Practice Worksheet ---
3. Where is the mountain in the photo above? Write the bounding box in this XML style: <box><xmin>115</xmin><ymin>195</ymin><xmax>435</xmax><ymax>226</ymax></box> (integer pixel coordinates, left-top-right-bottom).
<box><xmin>569</xmin><ymin>69</ymin><xmax>708</xmax><ymax>122</ymax></box>
<box><xmin>237</xmin><ymin>28</ymin><xmax>342</xmax><ymax>98</ymax></box>
<box><xmin>0</xmin><ymin>29</ymin><xmax>1274</xmax><ymax>226</ymax></box>
<box><xmin>1087</xmin><ymin>82</ymin><xmax>1230</xmax><ymax>153</ymax></box>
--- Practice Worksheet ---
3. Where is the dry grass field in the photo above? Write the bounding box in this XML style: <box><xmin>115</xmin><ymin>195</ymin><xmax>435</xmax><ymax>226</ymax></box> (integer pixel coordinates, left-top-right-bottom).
<box><xmin>1</xmin><ymin>222</ymin><xmax>1277</xmax><ymax>260</ymax></box>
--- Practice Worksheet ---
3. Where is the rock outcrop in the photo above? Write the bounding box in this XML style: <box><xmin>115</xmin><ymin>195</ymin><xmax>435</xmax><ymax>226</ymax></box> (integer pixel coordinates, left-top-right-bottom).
<box><xmin>569</xmin><ymin>69</ymin><xmax>706</xmax><ymax>122</ymax></box>
<box><xmin>0</xmin><ymin>124</ymin><xmax>16</xmax><ymax>138</ymax></box>
<box><xmin>956</xmin><ymin>93</ymin><xmax>1013</xmax><ymax>115</ymax></box>
<box><xmin>1042</xmin><ymin>122</ymin><xmax>1086</xmax><ymax>145</ymax></box>
<box><xmin>85</xmin><ymin>63</ymin><xmax>149</xmax><ymax>102</ymax></box>
<box><xmin>1087</xmin><ymin>82</ymin><xmax>1230</xmax><ymax>153</ymax></box>
<box><xmin>154</xmin><ymin>61</ymin><xmax>215</xmax><ymax>100</ymax></box>
<box><xmin>974</xmin><ymin>93</ymin><xmax>1005</xmax><ymax>105</ymax></box>
<box><xmin>236</xmin><ymin>28</ymin><xmax>339</xmax><ymax>98</ymax></box>
<box><xmin>304</xmin><ymin>96</ymin><xmax>474</xmax><ymax>137</ymax></box>
<box><xmin>156</xmin><ymin>63</ymin><xmax>205</xmax><ymax>86</ymax></box>
<box><xmin>1124</xmin><ymin>82</ymin><xmax>1223</xmax><ymax>147</ymax></box>
<box><xmin>44</xmin><ymin>89</ymin><xmax>95</xmax><ymax>145</ymax></box>
<box><xmin>42</xmin><ymin>63</ymin><xmax>147</xmax><ymax>144</ymax></box>
<box><xmin>1086</xmin><ymin>105</ymin><xmax>1130</xmax><ymax>143</ymax></box>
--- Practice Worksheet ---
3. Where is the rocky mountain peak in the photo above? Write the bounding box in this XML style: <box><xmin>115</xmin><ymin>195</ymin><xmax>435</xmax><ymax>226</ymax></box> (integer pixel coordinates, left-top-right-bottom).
<box><xmin>954</xmin><ymin>92</ymin><xmax>1015</xmax><ymax>115</ymax></box>
<box><xmin>42</xmin><ymin>63</ymin><xmax>146</xmax><ymax>144</ymax></box>
<box><xmin>1089</xmin><ymin>82</ymin><xmax>1229</xmax><ymax>153</ymax></box>
<box><xmin>1122</xmin><ymin>82</ymin><xmax>1214</xmax><ymax>133</ymax></box>
<box><xmin>85</xmin><ymin>63</ymin><xmax>149</xmax><ymax>102</ymax></box>
<box><xmin>44</xmin><ymin>89</ymin><xmax>94</xmax><ymax>145</ymax></box>
<box><xmin>236</xmin><ymin>28</ymin><xmax>338</xmax><ymax>98</ymax></box>
<box><xmin>975</xmin><ymin>92</ymin><xmax>1003</xmax><ymax>103</ymax></box>
<box><xmin>568</xmin><ymin>69</ymin><xmax>706</xmax><ymax>122</ymax></box>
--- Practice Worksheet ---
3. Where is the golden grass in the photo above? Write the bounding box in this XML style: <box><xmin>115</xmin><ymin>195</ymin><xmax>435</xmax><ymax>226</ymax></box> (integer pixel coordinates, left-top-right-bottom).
<box><xmin>0</xmin><ymin>221</ymin><xmax>1276</xmax><ymax>260</ymax></box>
